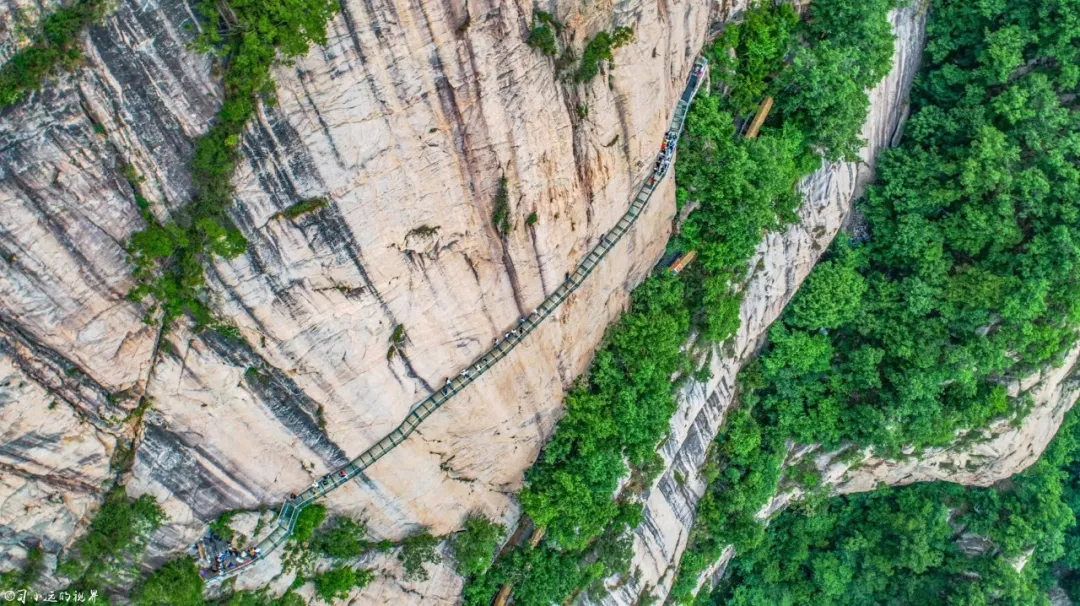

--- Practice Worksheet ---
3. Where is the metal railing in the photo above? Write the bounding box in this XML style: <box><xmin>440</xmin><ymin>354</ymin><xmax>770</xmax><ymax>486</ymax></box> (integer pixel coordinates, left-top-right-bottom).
<box><xmin>206</xmin><ymin>55</ymin><xmax>709</xmax><ymax>583</ymax></box>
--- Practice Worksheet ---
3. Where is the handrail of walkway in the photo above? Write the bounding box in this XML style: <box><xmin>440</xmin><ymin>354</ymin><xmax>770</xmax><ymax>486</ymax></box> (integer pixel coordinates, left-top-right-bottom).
<box><xmin>205</xmin><ymin>55</ymin><xmax>709</xmax><ymax>582</ymax></box>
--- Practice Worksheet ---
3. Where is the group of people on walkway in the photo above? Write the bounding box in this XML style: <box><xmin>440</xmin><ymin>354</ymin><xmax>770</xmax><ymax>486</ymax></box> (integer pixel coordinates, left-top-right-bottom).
<box><xmin>442</xmin><ymin>310</ymin><xmax>545</xmax><ymax>395</ymax></box>
<box><xmin>649</xmin><ymin>131</ymin><xmax>678</xmax><ymax>187</ymax></box>
<box><xmin>198</xmin><ymin>535</ymin><xmax>261</xmax><ymax>578</ymax></box>
<box><xmin>204</xmin><ymin>56</ymin><xmax>708</xmax><ymax>585</ymax></box>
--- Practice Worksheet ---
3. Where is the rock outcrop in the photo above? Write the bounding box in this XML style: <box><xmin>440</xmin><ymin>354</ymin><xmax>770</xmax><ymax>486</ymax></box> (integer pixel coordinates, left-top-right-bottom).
<box><xmin>1</xmin><ymin>0</ymin><xmax>711</xmax><ymax>589</ymax></box>
<box><xmin>758</xmin><ymin>344</ymin><xmax>1080</xmax><ymax>523</ymax></box>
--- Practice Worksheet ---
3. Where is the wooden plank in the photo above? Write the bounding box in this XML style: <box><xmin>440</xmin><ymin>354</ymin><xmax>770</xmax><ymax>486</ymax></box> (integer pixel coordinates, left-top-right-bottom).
<box><xmin>744</xmin><ymin>96</ymin><xmax>774</xmax><ymax>139</ymax></box>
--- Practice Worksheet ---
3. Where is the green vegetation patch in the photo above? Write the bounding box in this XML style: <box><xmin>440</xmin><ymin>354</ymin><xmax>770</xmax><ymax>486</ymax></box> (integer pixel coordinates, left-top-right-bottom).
<box><xmin>525</xmin><ymin>9</ymin><xmax>563</xmax><ymax>57</ymax></box>
<box><xmin>713</xmin><ymin>407</ymin><xmax>1080</xmax><ymax>604</ymax></box>
<box><xmin>576</xmin><ymin>27</ymin><xmax>634</xmax><ymax>83</ymax></box>
<box><xmin>291</xmin><ymin>504</ymin><xmax>327</xmax><ymax>544</ymax></box>
<box><xmin>0</xmin><ymin>0</ymin><xmax>108</xmax><ymax>108</ymax></box>
<box><xmin>277</xmin><ymin>197</ymin><xmax>328</xmax><ymax>220</ymax></box>
<box><xmin>526</xmin><ymin>26</ymin><xmax>557</xmax><ymax>57</ymax></box>
<box><xmin>520</xmin><ymin>275</ymin><xmax>689</xmax><ymax>551</ymax></box>
<box><xmin>311</xmin><ymin>517</ymin><xmax>368</xmax><ymax>560</ymax></box>
<box><xmin>209</xmin><ymin>510</ymin><xmax>238</xmax><ymax>543</ymax></box>
<box><xmin>451</xmin><ymin>514</ymin><xmax>505</xmax><ymax>577</ymax></box>
<box><xmin>673</xmin><ymin>0</ymin><xmax>1080</xmax><ymax>601</ymax></box>
<box><xmin>751</xmin><ymin>0</ymin><xmax>1080</xmax><ymax>457</ymax></box>
<box><xmin>131</xmin><ymin>557</ymin><xmax>204</xmax><ymax>606</ymax></box>
<box><xmin>58</xmin><ymin>487</ymin><xmax>166</xmax><ymax>586</ymax></box>
<box><xmin>312</xmin><ymin>565</ymin><xmax>374</xmax><ymax>602</ymax></box>
<box><xmin>398</xmin><ymin>531</ymin><xmax>441</xmax><ymax>581</ymax></box>
<box><xmin>126</xmin><ymin>0</ymin><xmax>339</xmax><ymax>329</ymax></box>
<box><xmin>492</xmin><ymin>177</ymin><xmax>511</xmax><ymax>236</ymax></box>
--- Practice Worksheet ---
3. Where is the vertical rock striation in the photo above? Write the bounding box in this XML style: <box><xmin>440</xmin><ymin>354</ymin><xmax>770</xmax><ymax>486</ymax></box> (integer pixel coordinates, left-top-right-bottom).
<box><xmin>0</xmin><ymin>0</ymin><xmax>711</xmax><ymax>587</ymax></box>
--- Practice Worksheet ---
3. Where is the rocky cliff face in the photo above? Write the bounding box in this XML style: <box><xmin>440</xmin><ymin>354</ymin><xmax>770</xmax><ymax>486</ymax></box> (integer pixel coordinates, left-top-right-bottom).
<box><xmin>4</xmin><ymin>0</ymin><xmax>1077</xmax><ymax>604</ymax></box>
<box><xmin>0</xmin><ymin>0</ymin><xmax>711</xmax><ymax>589</ymax></box>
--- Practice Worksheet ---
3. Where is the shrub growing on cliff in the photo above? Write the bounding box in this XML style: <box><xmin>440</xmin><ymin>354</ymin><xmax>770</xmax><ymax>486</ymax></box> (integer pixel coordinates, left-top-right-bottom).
<box><xmin>291</xmin><ymin>504</ymin><xmax>327</xmax><ymax>544</ymax></box>
<box><xmin>451</xmin><ymin>514</ymin><xmax>505</xmax><ymax>577</ymax></box>
<box><xmin>277</xmin><ymin>197</ymin><xmax>328</xmax><ymax>220</ymax></box>
<box><xmin>398</xmin><ymin>531</ymin><xmax>441</xmax><ymax>581</ymax></box>
<box><xmin>0</xmin><ymin>0</ymin><xmax>108</xmax><ymax>108</ymax></box>
<box><xmin>526</xmin><ymin>25</ymin><xmax>558</xmax><ymax>57</ymax></box>
<box><xmin>311</xmin><ymin>516</ymin><xmax>368</xmax><ymax>559</ymax></box>
<box><xmin>132</xmin><ymin>557</ymin><xmax>205</xmax><ymax>606</ymax></box>
<box><xmin>208</xmin><ymin>511</ymin><xmax>238</xmax><ymax>543</ymax></box>
<box><xmin>57</xmin><ymin>487</ymin><xmax>165</xmax><ymax>589</ymax></box>
<box><xmin>576</xmin><ymin>27</ymin><xmax>634</xmax><ymax>83</ymax></box>
<box><xmin>492</xmin><ymin>177</ymin><xmax>511</xmax><ymax>236</ymax></box>
<box><xmin>312</xmin><ymin>565</ymin><xmax>374</xmax><ymax>602</ymax></box>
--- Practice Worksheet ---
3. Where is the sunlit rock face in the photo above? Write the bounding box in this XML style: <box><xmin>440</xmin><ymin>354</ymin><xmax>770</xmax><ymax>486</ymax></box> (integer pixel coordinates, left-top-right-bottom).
<box><xmin>0</xmin><ymin>0</ymin><xmax>709</xmax><ymax>591</ymax></box>
<box><xmin>5</xmin><ymin>0</ymin><xmax>1073</xmax><ymax>603</ymax></box>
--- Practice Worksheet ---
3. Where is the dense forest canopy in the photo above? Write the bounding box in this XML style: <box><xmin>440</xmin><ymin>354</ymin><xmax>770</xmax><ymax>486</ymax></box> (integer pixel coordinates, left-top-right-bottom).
<box><xmin>689</xmin><ymin>0</ymin><xmax>1080</xmax><ymax>604</ymax></box>
<box><xmin>752</xmin><ymin>0</ymin><xmax>1080</xmax><ymax>455</ymax></box>
<box><xmin>713</xmin><ymin>409</ymin><xmax>1080</xmax><ymax>605</ymax></box>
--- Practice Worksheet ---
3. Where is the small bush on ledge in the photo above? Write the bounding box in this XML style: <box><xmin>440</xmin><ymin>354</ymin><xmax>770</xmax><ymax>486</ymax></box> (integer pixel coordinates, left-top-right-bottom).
<box><xmin>278</xmin><ymin>197</ymin><xmax>329</xmax><ymax>220</ymax></box>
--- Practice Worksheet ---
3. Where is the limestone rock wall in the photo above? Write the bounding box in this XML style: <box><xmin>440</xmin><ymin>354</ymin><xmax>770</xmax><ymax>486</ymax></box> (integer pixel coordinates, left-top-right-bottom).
<box><xmin>0</xmin><ymin>0</ymin><xmax>711</xmax><ymax>587</ymax></box>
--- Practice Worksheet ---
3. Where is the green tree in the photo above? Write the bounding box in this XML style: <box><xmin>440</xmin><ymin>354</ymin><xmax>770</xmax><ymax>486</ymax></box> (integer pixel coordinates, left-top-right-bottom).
<box><xmin>785</xmin><ymin>248</ymin><xmax>867</xmax><ymax>330</ymax></box>
<box><xmin>0</xmin><ymin>0</ymin><xmax>109</xmax><ymax>108</ymax></box>
<box><xmin>312</xmin><ymin>566</ymin><xmax>374</xmax><ymax>602</ymax></box>
<box><xmin>399</xmin><ymin>531</ymin><xmax>441</xmax><ymax>581</ymax></box>
<box><xmin>292</xmin><ymin>505</ymin><xmax>327</xmax><ymax>544</ymax></box>
<box><xmin>59</xmin><ymin>488</ymin><xmax>165</xmax><ymax>583</ymax></box>
<box><xmin>132</xmin><ymin>557</ymin><xmax>205</xmax><ymax>606</ymax></box>
<box><xmin>311</xmin><ymin>517</ymin><xmax>367</xmax><ymax>559</ymax></box>
<box><xmin>451</xmin><ymin>515</ymin><xmax>505</xmax><ymax>577</ymax></box>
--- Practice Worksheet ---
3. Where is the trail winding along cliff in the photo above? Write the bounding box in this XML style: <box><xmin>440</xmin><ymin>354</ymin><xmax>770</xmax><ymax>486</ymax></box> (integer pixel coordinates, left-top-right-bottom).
<box><xmin>3</xmin><ymin>0</ymin><xmax>1077</xmax><ymax>604</ymax></box>
<box><xmin>0</xmin><ymin>0</ymin><xmax>710</xmax><ymax>592</ymax></box>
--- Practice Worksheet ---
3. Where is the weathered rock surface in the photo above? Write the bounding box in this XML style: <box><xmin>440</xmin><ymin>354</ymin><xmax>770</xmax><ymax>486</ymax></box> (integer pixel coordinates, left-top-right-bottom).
<box><xmin>0</xmin><ymin>344</ymin><xmax>116</xmax><ymax>559</ymax></box>
<box><xmin>3</xmin><ymin>0</ymin><xmax>1078</xmax><ymax>603</ymax></box>
<box><xmin>0</xmin><ymin>0</ymin><xmax>710</xmax><ymax>590</ymax></box>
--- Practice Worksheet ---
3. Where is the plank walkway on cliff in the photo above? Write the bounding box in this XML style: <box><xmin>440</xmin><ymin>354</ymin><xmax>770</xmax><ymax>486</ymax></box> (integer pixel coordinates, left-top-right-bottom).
<box><xmin>206</xmin><ymin>55</ymin><xmax>709</xmax><ymax>582</ymax></box>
